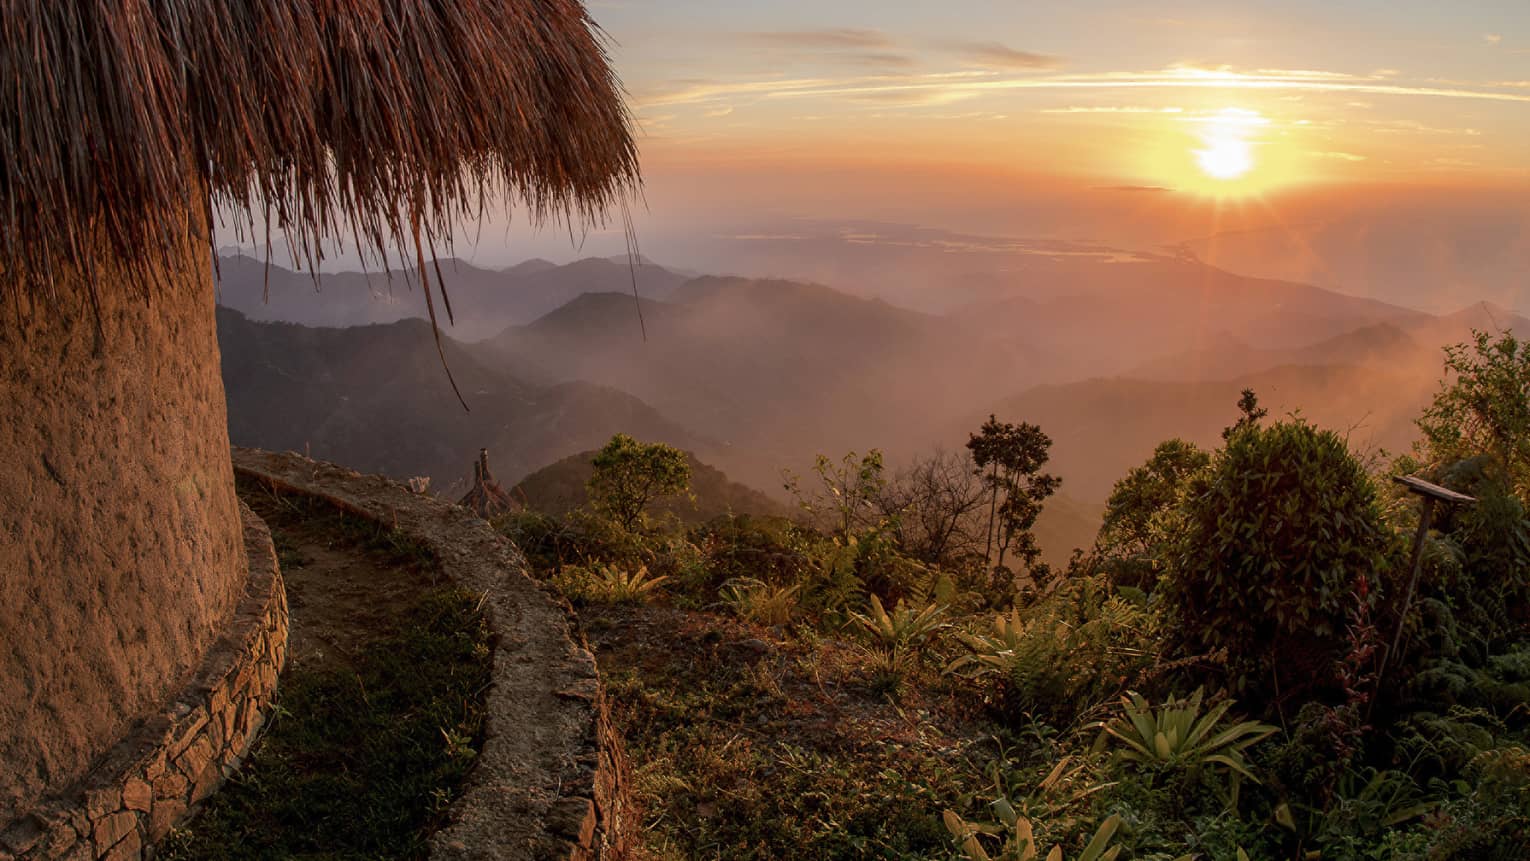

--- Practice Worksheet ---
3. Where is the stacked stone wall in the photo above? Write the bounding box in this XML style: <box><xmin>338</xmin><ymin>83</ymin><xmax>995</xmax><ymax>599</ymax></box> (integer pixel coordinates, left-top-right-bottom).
<box><xmin>1</xmin><ymin>502</ymin><xmax>287</xmax><ymax>861</ymax></box>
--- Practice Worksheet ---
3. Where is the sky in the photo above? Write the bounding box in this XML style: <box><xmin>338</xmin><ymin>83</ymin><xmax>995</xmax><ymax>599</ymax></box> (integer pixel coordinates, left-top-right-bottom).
<box><xmin>227</xmin><ymin>2</ymin><xmax>1529</xmax><ymax>310</ymax></box>
<box><xmin>596</xmin><ymin>0</ymin><xmax>1530</xmax><ymax>188</ymax></box>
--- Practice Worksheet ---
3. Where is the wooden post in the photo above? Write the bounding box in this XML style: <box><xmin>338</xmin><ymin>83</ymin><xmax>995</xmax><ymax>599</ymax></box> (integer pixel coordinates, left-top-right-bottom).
<box><xmin>1377</xmin><ymin>495</ymin><xmax>1434</xmax><ymax>692</ymax></box>
<box><xmin>1373</xmin><ymin>476</ymin><xmax>1475</xmax><ymax>711</ymax></box>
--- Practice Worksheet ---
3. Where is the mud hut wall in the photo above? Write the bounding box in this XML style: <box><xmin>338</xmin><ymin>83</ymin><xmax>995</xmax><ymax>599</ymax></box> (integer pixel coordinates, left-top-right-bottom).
<box><xmin>0</xmin><ymin>227</ymin><xmax>247</xmax><ymax>822</ymax></box>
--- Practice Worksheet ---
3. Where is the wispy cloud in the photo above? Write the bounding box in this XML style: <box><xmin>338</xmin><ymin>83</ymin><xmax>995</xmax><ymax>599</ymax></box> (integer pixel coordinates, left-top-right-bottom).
<box><xmin>637</xmin><ymin>64</ymin><xmax>1530</xmax><ymax>110</ymax></box>
<box><xmin>950</xmin><ymin>41</ymin><xmax>1063</xmax><ymax>70</ymax></box>
<box><xmin>842</xmin><ymin>52</ymin><xmax>919</xmax><ymax>70</ymax></box>
<box><xmin>765</xmin><ymin>65</ymin><xmax>1530</xmax><ymax>106</ymax></box>
<box><xmin>1366</xmin><ymin>119</ymin><xmax>1484</xmax><ymax>136</ymax></box>
<box><xmin>852</xmin><ymin>88</ymin><xmax>976</xmax><ymax>107</ymax></box>
<box><xmin>742</xmin><ymin>29</ymin><xmax>915</xmax><ymax>71</ymax></box>
<box><xmin>1485</xmin><ymin>33</ymin><xmax>1503</xmax><ymax>45</ymax></box>
<box><xmin>750</xmin><ymin>29</ymin><xmax>892</xmax><ymax>50</ymax></box>
<box><xmin>1042</xmin><ymin>105</ymin><xmax>1184</xmax><ymax>113</ymax></box>
<box><xmin>1310</xmin><ymin>150</ymin><xmax>1368</xmax><ymax>161</ymax></box>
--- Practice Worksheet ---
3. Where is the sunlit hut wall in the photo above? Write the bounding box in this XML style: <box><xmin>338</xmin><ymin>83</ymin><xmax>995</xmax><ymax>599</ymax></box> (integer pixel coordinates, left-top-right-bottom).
<box><xmin>0</xmin><ymin>0</ymin><xmax>635</xmax><ymax>825</ymax></box>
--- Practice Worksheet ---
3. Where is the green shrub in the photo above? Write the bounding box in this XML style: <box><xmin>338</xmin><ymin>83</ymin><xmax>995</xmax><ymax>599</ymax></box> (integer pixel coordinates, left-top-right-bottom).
<box><xmin>1096</xmin><ymin>439</ymin><xmax>1211</xmax><ymax>588</ymax></box>
<box><xmin>693</xmin><ymin>513</ymin><xmax>819</xmax><ymax>594</ymax></box>
<box><xmin>848</xmin><ymin>594</ymin><xmax>949</xmax><ymax>675</ymax></box>
<box><xmin>587</xmin><ymin>433</ymin><xmax>692</xmax><ymax>531</ymax></box>
<box><xmin>1165</xmin><ymin>419</ymin><xmax>1396</xmax><ymax>706</ymax></box>
<box><xmin>1416</xmin><ymin>329</ymin><xmax>1530</xmax><ymax>498</ymax></box>
<box><xmin>947</xmin><ymin>578</ymin><xmax>1159</xmax><ymax>728</ymax></box>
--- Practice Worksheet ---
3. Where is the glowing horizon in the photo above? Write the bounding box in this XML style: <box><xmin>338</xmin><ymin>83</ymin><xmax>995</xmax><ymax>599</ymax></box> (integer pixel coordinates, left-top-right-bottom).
<box><xmin>590</xmin><ymin>3</ymin><xmax>1528</xmax><ymax>195</ymax></box>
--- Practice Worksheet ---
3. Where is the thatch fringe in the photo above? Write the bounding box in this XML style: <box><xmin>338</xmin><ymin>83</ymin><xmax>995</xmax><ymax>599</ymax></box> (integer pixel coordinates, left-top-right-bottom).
<box><xmin>1</xmin><ymin>0</ymin><xmax>639</xmax><ymax>319</ymax></box>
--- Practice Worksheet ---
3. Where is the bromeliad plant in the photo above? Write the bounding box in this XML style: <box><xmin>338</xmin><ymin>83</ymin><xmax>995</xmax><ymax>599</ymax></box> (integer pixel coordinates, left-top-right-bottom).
<box><xmin>942</xmin><ymin>809</ymin><xmax>1131</xmax><ymax>861</ymax></box>
<box><xmin>718</xmin><ymin>577</ymin><xmax>800</xmax><ymax>626</ymax></box>
<box><xmin>946</xmin><ymin>585</ymin><xmax>1157</xmax><ymax>727</ymax></box>
<box><xmin>1094</xmin><ymin>688</ymin><xmax>1277</xmax><ymax>805</ymax></box>
<box><xmin>849</xmin><ymin>594</ymin><xmax>949</xmax><ymax>669</ymax></box>
<box><xmin>948</xmin><ymin>606</ymin><xmax>1028</xmax><ymax>677</ymax></box>
<box><xmin>591</xmin><ymin>563</ymin><xmax>669</xmax><ymax>603</ymax></box>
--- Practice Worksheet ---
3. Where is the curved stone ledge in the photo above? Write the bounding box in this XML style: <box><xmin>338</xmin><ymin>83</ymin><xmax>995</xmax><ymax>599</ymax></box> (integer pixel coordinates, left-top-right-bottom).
<box><xmin>229</xmin><ymin>447</ymin><xmax>631</xmax><ymax>861</ymax></box>
<box><xmin>0</xmin><ymin>502</ymin><xmax>288</xmax><ymax>861</ymax></box>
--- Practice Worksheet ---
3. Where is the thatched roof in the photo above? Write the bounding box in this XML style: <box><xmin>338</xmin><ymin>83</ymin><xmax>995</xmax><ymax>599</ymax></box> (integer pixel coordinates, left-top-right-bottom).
<box><xmin>1</xmin><ymin>0</ymin><xmax>638</xmax><ymax>316</ymax></box>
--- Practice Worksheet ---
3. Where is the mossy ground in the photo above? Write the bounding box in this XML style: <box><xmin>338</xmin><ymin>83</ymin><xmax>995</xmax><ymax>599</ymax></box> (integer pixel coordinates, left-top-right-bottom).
<box><xmin>161</xmin><ymin>484</ymin><xmax>491</xmax><ymax>860</ymax></box>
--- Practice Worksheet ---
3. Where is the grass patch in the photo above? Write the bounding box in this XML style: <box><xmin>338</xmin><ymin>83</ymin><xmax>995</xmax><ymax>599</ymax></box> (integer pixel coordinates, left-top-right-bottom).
<box><xmin>166</xmin><ymin>482</ymin><xmax>491</xmax><ymax>860</ymax></box>
<box><xmin>161</xmin><ymin>588</ymin><xmax>490</xmax><ymax>860</ymax></box>
<box><xmin>581</xmin><ymin>605</ymin><xmax>998</xmax><ymax>861</ymax></box>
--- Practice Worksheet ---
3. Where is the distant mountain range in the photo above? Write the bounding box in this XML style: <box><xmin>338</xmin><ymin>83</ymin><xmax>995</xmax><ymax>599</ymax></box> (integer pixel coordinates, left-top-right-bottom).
<box><xmin>215</xmin><ymin>251</ymin><xmax>1529</xmax><ymax>562</ymax></box>
<box><xmin>215</xmin><ymin>254</ymin><xmax>686</xmax><ymax>341</ymax></box>
<box><xmin>217</xmin><ymin>307</ymin><xmax>709</xmax><ymax>499</ymax></box>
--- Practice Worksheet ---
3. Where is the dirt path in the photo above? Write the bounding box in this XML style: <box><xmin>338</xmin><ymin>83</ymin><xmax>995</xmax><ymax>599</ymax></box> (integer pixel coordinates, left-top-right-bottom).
<box><xmin>237</xmin><ymin>480</ymin><xmax>440</xmax><ymax>675</ymax></box>
<box><xmin>230</xmin><ymin>447</ymin><xmax>628</xmax><ymax>860</ymax></box>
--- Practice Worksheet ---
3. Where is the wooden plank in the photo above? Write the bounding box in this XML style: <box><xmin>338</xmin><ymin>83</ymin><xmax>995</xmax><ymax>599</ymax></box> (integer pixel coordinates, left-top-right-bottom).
<box><xmin>1392</xmin><ymin>474</ymin><xmax>1477</xmax><ymax>505</ymax></box>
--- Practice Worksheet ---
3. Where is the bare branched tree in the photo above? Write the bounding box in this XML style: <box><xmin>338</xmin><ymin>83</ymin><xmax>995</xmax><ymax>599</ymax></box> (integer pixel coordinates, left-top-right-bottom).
<box><xmin>872</xmin><ymin>449</ymin><xmax>990</xmax><ymax>567</ymax></box>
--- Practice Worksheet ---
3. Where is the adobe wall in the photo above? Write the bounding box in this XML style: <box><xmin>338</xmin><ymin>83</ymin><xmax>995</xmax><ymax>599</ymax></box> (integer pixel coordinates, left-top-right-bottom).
<box><xmin>0</xmin><ymin>223</ymin><xmax>247</xmax><ymax>824</ymax></box>
<box><xmin>1</xmin><ymin>501</ymin><xmax>287</xmax><ymax>861</ymax></box>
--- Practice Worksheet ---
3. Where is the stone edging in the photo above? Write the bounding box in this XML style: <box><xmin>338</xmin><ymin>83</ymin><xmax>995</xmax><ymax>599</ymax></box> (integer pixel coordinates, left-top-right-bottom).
<box><xmin>229</xmin><ymin>448</ymin><xmax>631</xmax><ymax>861</ymax></box>
<box><xmin>0</xmin><ymin>501</ymin><xmax>288</xmax><ymax>861</ymax></box>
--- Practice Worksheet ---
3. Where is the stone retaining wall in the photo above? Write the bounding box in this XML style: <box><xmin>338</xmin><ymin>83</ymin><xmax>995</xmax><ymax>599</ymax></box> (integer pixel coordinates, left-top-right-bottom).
<box><xmin>229</xmin><ymin>448</ymin><xmax>632</xmax><ymax>861</ymax></box>
<box><xmin>0</xmin><ymin>502</ymin><xmax>288</xmax><ymax>861</ymax></box>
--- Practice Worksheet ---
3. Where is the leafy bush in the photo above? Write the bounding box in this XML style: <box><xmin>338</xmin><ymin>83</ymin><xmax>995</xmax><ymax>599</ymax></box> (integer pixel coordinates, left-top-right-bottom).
<box><xmin>1425</xmin><ymin>463</ymin><xmax>1530</xmax><ymax>652</ymax></box>
<box><xmin>1271</xmin><ymin>766</ymin><xmax>1433</xmax><ymax>860</ymax></box>
<box><xmin>1416</xmin><ymin>329</ymin><xmax>1530</xmax><ymax>497</ymax></box>
<box><xmin>1096</xmin><ymin>439</ymin><xmax>1211</xmax><ymax>585</ymax></box>
<box><xmin>1165</xmin><ymin>419</ymin><xmax>1396</xmax><ymax>706</ymax></box>
<box><xmin>693</xmin><ymin>513</ymin><xmax>819</xmax><ymax>594</ymax></box>
<box><xmin>948</xmin><ymin>579</ymin><xmax>1159</xmax><ymax>727</ymax></box>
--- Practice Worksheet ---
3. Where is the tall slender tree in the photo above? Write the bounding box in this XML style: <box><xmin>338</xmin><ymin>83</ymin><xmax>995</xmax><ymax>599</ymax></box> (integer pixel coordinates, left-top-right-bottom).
<box><xmin>966</xmin><ymin>415</ymin><xmax>1061</xmax><ymax>577</ymax></box>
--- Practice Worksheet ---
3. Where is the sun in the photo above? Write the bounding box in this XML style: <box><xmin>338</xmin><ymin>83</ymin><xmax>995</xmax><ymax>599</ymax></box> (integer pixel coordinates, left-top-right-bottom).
<box><xmin>1196</xmin><ymin>137</ymin><xmax>1253</xmax><ymax>180</ymax></box>
<box><xmin>1193</xmin><ymin>108</ymin><xmax>1264</xmax><ymax>182</ymax></box>
<box><xmin>1133</xmin><ymin>106</ymin><xmax>1301</xmax><ymax>197</ymax></box>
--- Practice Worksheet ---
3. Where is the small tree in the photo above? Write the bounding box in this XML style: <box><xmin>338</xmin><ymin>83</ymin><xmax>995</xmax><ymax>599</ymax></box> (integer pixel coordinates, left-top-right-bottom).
<box><xmin>872</xmin><ymin>448</ymin><xmax>990</xmax><ymax>567</ymax></box>
<box><xmin>784</xmin><ymin>449</ymin><xmax>886</xmax><ymax>540</ymax></box>
<box><xmin>587</xmin><ymin>434</ymin><xmax>692</xmax><ymax>531</ymax></box>
<box><xmin>966</xmin><ymin>415</ymin><xmax>1061</xmax><ymax>577</ymax></box>
<box><xmin>1417</xmin><ymin>329</ymin><xmax>1530</xmax><ymax>498</ymax></box>
<box><xmin>1097</xmin><ymin>439</ymin><xmax>1210</xmax><ymax>562</ymax></box>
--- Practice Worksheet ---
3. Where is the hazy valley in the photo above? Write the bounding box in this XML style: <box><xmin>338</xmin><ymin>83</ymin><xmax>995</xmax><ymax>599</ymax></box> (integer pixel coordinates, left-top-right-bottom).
<box><xmin>216</xmin><ymin>245</ymin><xmax>1526</xmax><ymax>564</ymax></box>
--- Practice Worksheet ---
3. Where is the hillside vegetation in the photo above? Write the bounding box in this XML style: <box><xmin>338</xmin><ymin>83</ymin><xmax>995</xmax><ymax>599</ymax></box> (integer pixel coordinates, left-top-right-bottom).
<box><xmin>492</xmin><ymin>330</ymin><xmax>1530</xmax><ymax>860</ymax></box>
<box><xmin>513</xmin><ymin>448</ymin><xmax>790</xmax><ymax>523</ymax></box>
